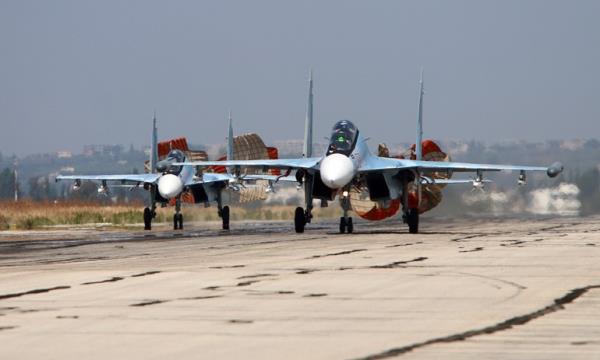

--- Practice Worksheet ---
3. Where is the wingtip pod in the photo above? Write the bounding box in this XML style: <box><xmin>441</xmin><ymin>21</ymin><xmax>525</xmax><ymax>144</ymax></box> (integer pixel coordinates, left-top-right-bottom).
<box><xmin>547</xmin><ymin>162</ymin><xmax>564</xmax><ymax>178</ymax></box>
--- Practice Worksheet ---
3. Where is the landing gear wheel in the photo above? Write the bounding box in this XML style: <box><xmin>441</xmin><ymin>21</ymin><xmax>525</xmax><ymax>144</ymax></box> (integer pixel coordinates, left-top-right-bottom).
<box><xmin>339</xmin><ymin>217</ymin><xmax>347</xmax><ymax>234</ymax></box>
<box><xmin>222</xmin><ymin>206</ymin><xmax>230</xmax><ymax>230</ymax></box>
<box><xmin>143</xmin><ymin>207</ymin><xmax>152</xmax><ymax>230</ymax></box>
<box><xmin>173</xmin><ymin>213</ymin><xmax>183</xmax><ymax>230</ymax></box>
<box><xmin>347</xmin><ymin>217</ymin><xmax>353</xmax><ymax>234</ymax></box>
<box><xmin>407</xmin><ymin>209</ymin><xmax>419</xmax><ymax>234</ymax></box>
<box><xmin>294</xmin><ymin>207</ymin><xmax>306</xmax><ymax>233</ymax></box>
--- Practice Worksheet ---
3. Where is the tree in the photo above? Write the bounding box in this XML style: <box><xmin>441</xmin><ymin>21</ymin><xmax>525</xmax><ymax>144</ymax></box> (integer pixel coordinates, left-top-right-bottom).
<box><xmin>28</xmin><ymin>176</ymin><xmax>56</xmax><ymax>201</ymax></box>
<box><xmin>0</xmin><ymin>167</ymin><xmax>16</xmax><ymax>200</ymax></box>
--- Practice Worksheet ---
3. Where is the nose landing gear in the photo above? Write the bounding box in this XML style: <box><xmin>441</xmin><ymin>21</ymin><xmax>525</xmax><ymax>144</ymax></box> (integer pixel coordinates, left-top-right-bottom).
<box><xmin>173</xmin><ymin>197</ymin><xmax>183</xmax><ymax>230</ymax></box>
<box><xmin>339</xmin><ymin>191</ymin><xmax>353</xmax><ymax>234</ymax></box>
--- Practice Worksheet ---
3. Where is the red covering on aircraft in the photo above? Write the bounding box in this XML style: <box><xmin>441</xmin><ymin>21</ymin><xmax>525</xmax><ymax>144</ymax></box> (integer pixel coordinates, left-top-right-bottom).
<box><xmin>209</xmin><ymin>147</ymin><xmax>280</xmax><ymax>175</ymax></box>
<box><xmin>356</xmin><ymin>199</ymin><xmax>401</xmax><ymax>221</ymax></box>
<box><xmin>408</xmin><ymin>140</ymin><xmax>442</xmax><ymax>160</ymax></box>
<box><xmin>209</xmin><ymin>155</ymin><xmax>228</xmax><ymax>174</ymax></box>
<box><xmin>353</xmin><ymin>139</ymin><xmax>449</xmax><ymax>220</ymax></box>
<box><xmin>267</xmin><ymin>147</ymin><xmax>280</xmax><ymax>176</ymax></box>
<box><xmin>157</xmin><ymin>137</ymin><xmax>189</xmax><ymax>159</ymax></box>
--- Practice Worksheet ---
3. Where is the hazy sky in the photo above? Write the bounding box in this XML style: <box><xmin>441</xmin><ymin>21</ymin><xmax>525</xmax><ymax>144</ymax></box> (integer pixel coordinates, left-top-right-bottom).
<box><xmin>1</xmin><ymin>0</ymin><xmax>599</xmax><ymax>155</ymax></box>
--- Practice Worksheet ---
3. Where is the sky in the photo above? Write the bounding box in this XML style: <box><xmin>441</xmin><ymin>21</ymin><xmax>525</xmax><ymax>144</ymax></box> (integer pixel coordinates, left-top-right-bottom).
<box><xmin>1</xmin><ymin>0</ymin><xmax>599</xmax><ymax>156</ymax></box>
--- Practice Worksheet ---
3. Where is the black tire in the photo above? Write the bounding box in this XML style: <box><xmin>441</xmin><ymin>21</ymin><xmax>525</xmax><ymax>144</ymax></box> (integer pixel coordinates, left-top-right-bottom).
<box><xmin>294</xmin><ymin>207</ymin><xmax>306</xmax><ymax>233</ymax></box>
<box><xmin>408</xmin><ymin>209</ymin><xmax>419</xmax><ymax>234</ymax></box>
<box><xmin>347</xmin><ymin>217</ymin><xmax>353</xmax><ymax>234</ymax></box>
<box><xmin>339</xmin><ymin>217</ymin><xmax>347</xmax><ymax>234</ymax></box>
<box><xmin>222</xmin><ymin>206</ymin><xmax>230</xmax><ymax>230</ymax></box>
<box><xmin>143</xmin><ymin>207</ymin><xmax>152</xmax><ymax>230</ymax></box>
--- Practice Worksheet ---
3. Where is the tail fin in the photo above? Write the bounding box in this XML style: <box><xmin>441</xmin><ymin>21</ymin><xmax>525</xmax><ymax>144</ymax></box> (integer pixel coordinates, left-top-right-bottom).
<box><xmin>416</xmin><ymin>69</ymin><xmax>424</xmax><ymax>160</ymax></box>
<box><xmin>150</xmin><ymin>111</ymin><xmax>158</xmax><ymax>173</ymax></box>
<box><xmin>303</xmin><ymin>69</ymin><xmax>314</xmax><ymax>158</ymax></box>
<box><xmin>227</xmin><ymin>110</ymin><xmax>234</xmax><ymax>161</ymax></box>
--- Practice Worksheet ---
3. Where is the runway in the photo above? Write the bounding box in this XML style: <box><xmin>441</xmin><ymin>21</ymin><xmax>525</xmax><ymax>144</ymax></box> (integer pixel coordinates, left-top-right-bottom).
<box><xmin>0</xmin><ymin>216</ymin><xmax>599</xmax><ymax>359</ymax></box>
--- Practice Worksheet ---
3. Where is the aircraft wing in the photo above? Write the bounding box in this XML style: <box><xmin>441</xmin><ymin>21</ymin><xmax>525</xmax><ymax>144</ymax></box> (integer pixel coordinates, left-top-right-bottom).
<box><xmin>193</xmin><ymin>173</ymin><xmax>298</xmax><ymax>185</ymax></box>
<box><xmin>173</xmin><ymin>157</ymin><xmax>321</xmax><ymax>170</ymax></box>
<box><xmin>420</xmin><ymin>178</ymin><xmax>492</xmax><ymax>185</ymax></box>
<box><xmin>56</xmin><ymin>174</ymin><xmax>162</xmax><ymax>184</ymax></box>
<box><xmin>360</xmin><ymin>157</ymin><xmax>562</xmax><ymax>176</ymax></box>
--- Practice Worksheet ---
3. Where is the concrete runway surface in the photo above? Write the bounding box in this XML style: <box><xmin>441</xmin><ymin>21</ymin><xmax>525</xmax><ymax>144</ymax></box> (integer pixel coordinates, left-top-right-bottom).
<box><xmin>0</xmin><ymin>216</ymin><xmax>599</xmax><ymax>359</ymax></box>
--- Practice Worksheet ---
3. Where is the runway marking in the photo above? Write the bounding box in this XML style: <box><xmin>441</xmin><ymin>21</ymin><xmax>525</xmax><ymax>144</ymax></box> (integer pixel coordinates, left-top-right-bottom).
<box><xmin>209</xmin><ymin>265</ymin><xmax>245</xmax><ymax>269</ymax></box>
<box><xmin>369</xmin><ymin>257</ymin><xmax>428</xmax><ymax>269</ymax></box>
<box><xmin>203</xmin><ymin>286</ymin><xmax>221</xmax><ymax>290</ymax></box>
<box><xmin>308</xmin><ymin>249</ymin><xmax>367</xmax><ymax>259</ymax></box>
<box><xmin>354</xmin><ymin>284</ymin><xmax>600</xmax><ymax>359</ymax></box>
<box><xmin>0</xmin><ymin>286</ymin><xmax>71</xmax><ymax>300</ymax></box>
<box><xmin>130</xmin><ymin>299</ymin><xmax>169</xmax><ymax>307</ymax></box>
<box><xmin>385</xmin><ymin>242</ymin><xmax>423</xmax><ymax>248</ymax></box>
<box><xmin>237</xmin><ymin>273</ymin><xmax>276</xmax><ymax>279</ymax></box>
<box><xmin>459</xmin><ymin>247</ymin><xmax>484</xmax><ymax>253</ymax></box>
<box><xmin>56</xmin><ymin>315</ymin><xmax>79</xmax><ymax>319</ymax></box>
<box><xmin>295</xmin><ymin>269</ymin><xmax>319</xmax><ymax>274</ymax></box>
<box><xmin>130</xmin><ymin>271</ymin><xmax>161</xmax><ymax>277</ymax></box>
<box><xmin>303</xmin><ymin>293</ymin><xmax>328</xmax><ymax>298</ymax></box>
<box><xmin>178</xmin><ymin>295</ymin><xmax>222</xmax><ymax>301</ymax></box>
<box><xmin>236</xmin><ymin>280</ymin><xmax>261</xmax><ymax>287</ymax></box>
<box><xmin>81</xmin><ymin>277</ymin><xmax>124</xmax><ymax>285</ymax></box>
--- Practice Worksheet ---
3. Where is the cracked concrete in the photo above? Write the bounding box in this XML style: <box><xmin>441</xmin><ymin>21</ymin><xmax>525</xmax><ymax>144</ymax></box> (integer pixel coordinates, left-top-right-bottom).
<box><xmin>0</xmin><ymin>216</ymin><xmax>599</xmax><ymax>359</ymax></box>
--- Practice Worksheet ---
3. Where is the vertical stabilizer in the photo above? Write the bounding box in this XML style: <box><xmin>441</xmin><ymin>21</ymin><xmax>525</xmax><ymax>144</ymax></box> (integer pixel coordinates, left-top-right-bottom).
<box><xmin>150</xmin><ymin>111</ymin><xmax>158</xmax><ymax>173</ymax></box>
<box><xmin>303</xmin><ymin>69</ymin><xmax>314</xmax><ymax>158</ymax></box>
<box><xmin>415</xmin><ymin>69</ymin><xmax>424</xmax><ymax>160</ymax></box>
<box><xmin>227</xmin><ymin>110</ymin><xmax>234</xmax><ymax>161</ymax></box>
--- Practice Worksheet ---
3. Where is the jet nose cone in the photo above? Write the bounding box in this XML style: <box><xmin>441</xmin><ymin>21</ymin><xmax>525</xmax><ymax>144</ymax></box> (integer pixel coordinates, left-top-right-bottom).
<box><xmin>158</xmin><ymin>174</ymin><xmax>184</xmax><ymax>199</ymax></box>
<box><xmin>320</xmin><ymin>153</ymin><xmax>355</xmax><ymax>189</ymax></box>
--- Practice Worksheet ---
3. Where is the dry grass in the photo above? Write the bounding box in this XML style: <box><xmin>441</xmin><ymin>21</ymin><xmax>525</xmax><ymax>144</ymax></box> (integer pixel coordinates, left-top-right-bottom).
<box><xmin>0</xmin><ymin>200</ymin><xmax>341</xmax><ymax>230</ymax></box>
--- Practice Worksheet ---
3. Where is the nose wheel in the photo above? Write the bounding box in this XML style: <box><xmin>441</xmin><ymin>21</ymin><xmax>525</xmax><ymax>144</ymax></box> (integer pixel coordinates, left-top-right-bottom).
<box><xmin>339</xmin><ymin>216</ymin><xmax>353</xmax><ymax>234</ymax></box>
<box><xmin>173</xmin><ymin>197</ymin><xmax>183</xmax><ymax>230</ymax></box>
<box><xmin>339</xmin><ymin>191</ymin><xmax>353</xmax><ymax>234</ymax></box>
<box><xmin>173</xmin><ymin>213</ymin><xmax>183</xmax><ymax>230</ymax></box>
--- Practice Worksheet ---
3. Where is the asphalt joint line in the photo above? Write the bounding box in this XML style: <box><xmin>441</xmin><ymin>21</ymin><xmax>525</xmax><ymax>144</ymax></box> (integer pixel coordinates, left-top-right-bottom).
<box><xmin>353</xmin><ymin>284</ymin><xmax>600</xmax><ymax>360</ymax></box>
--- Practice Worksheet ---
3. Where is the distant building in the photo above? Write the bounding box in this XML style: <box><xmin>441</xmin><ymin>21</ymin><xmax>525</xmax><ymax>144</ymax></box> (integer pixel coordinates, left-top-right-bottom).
<box><xmin>56</xmin><ymin>150</ymin><xmax>72</xmax><ymax>158</ymax></box>
<box><xmin>83</xmin><ymin>144</ymin><xmax>124</xmax><ymax>157</ymax></box>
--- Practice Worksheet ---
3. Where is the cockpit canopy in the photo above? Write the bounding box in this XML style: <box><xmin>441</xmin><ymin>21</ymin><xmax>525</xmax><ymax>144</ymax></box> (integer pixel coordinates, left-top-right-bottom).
<box><xmin>327</xmin><ymin>120</ymin><xmax>359</xmax><ymax>156</ymax></box>
<box><xmin>166</xmin><ymin>149</ymin><xmax>186</xmax><ymax>175</ymax></box>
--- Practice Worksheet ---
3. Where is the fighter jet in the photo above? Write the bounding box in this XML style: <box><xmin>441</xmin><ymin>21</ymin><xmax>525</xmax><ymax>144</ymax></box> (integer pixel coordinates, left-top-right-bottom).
<box><xmin>56</xmin><ymin>114</ymin><xmax>286</xmax><ymax>231</ymax></box>
<box><xmin>174</xmin><ymin>71</ymin><xmax>564</xmax><ymax>234</ymax></box>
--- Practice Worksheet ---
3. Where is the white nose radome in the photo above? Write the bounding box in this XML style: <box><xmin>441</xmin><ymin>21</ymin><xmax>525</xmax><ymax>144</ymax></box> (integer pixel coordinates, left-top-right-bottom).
<box><xmin>320</xmin><ymin>153</ymin><xmax>355</xmax><ymax>189</ymax></box>
<box><xmin>158</xmin><ymin>174</ymin><xmax>184</xmax><ymax>199</ymax></box>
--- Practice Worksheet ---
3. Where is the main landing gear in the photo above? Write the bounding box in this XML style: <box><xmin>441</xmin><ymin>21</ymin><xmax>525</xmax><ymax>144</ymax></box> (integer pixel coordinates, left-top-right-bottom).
<box><xmin>219</xmin><ymin>205</ymin><xmax>230</xmax><ymax>230</ymax></box>
<box><xmin>294</xmin><ymin>206</ymin><xmax>306</xmax><ymax>233</ymax></box>
<box><xmin>143</xmin><ymin>207</ymin><xmax>156</xmax><ymax>230</ymax></box>
<box><xmin>294</xmin><ymin>173</ymin><xmax>314</xmax><ymax>233</ymax></box>
<box><xmin>405</xmin><ymin>208</ymin><xmax>419</xmax><ymax>234</ymax></box>
<box><xmin>217</xmin><ymin>192</ymin><xmax>230</xmax><ymax>230</ymax></box>
<box><xmin>398</xmin><ymin>172</ymin><xmax>420</xmax><ymax>234</ymax></box>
